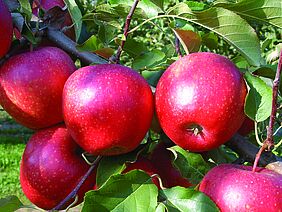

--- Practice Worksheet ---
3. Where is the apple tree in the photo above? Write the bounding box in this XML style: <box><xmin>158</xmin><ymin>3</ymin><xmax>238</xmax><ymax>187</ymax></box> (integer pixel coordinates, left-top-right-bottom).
<box><xmin>0</xmin><ymin>0</ymin><xmax>281</xmax><ymax>211</ymax></box>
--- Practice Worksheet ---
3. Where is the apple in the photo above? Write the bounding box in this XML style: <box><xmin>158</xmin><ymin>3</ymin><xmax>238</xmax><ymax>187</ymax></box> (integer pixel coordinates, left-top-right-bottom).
<box><xmin>0</xmin><ymin>0</ymin><xmax>13</xmax><ymax>58</ymax></box>
<box><xmin>20</xmin><ymin>125</ymin><xmax>96</xmax><ymax>210</ymax></box>
<box><xmin>238</xmin><ymin>117</ymin><xmax>255</xmax><ymax>136</ymax></box>
<box><xmin>0</xmin><ymin>47</ymin><xmax>76</xmax><ymax>129</ymax></box>
<box><xmin>63</xmin><ymin>64</ymin><xmax>154</xmax><ymax>156</ymax></box>
<box><xmin>155</xmin><ymin>52</ymin><xmax>247</xmax><ymax>152</ymax></box>
<box><xmin>150</xmin><ymin>142</ymin><xmax>192</xmax><ymax>188</ymax></box>
<box><xmin>122</xmin><ymin>157</ymin><xmax>161</xmax><ymax>189</ymax></box>
<box><xmin>199</xmin><ymin>164</ymin><xmax>282</xmax><ymax>211</ymax></box>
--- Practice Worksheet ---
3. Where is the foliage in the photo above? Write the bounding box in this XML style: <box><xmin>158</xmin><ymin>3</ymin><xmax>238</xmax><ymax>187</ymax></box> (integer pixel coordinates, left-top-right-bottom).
<box><xmin>0</xmin><ymin>0</ymin><xmax>281</xmax><ymax>211</ymax></box>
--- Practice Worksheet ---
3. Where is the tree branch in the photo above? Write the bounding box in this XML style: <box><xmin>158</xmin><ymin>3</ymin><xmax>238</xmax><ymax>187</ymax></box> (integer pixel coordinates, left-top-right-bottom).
<box><xmin>114</xmin><ymin>0</ymin><xmax>140</xmax><ymax>64</ymax></box>
<box><xmin>46</xmin><ymin>28</ymin><xmax>107</xmax><ymax>65</ymax></box>
<box><xmin>252</xmin><ymin>50</ymin><xmax>282</xmax><ymax>171</ymax></box>
<box><xmin>50</xmin><ymin>156</ymin><xmax>102</xmax><ymax>211</ymax></box>
<box><xmin>226</xmin><ymin>134</ymin><xmax>282</xmax><ymax>167</ymax></box>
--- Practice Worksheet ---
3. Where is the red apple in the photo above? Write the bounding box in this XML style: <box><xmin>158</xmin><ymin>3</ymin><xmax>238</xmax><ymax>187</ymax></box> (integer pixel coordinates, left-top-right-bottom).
<box><xmin>0</xmin><ymin>0</ymin><xmax>13</xmax><ymax>58</ymax></box>
<box><xmin>150</xmin><ymin>142</ymin><xmax>192</xmax><ymax>188</ymax></box>
<box><xmin>0</xmin><ymin>47</ymin><xmax>76</xmax><ymax>129</ymax></box>
<box><xmin>155</xmin><ymin>52</ymin><xmax>247</xmax><ymax>152</ymax></box>
<box><xmin>63</xmin><ymin>64</ymin><xmax>154</xmax><ymax>156</ymax></box>
<box><xmin>199</xmin><ymin>164</ymin><xmax>282</xmax><ymax>211</ymax></box>
<box><xmin>20</xmin><ymin>125</ymin><xmax>96</xmax><ymax>210</ymax></box>
<box><xmin>122</xmin><ymin>157</ymin><xmax>161</xmax><ymax>189</ymax></box>
<box><xmin>238</xmin><ymin>117</ymin><xmax>255</xmax><ymax>136</ymax></box>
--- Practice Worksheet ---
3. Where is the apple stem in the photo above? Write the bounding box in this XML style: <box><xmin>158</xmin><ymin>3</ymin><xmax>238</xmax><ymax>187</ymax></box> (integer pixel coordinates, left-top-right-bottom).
<box><xmin>175</xmin><ymin>36</ymin><xmax>182</xmax><ymax>57</ymax></box>
<box><xmin>114</xmin><ymin>0</ymin><xmax>140</xmax><ymax>64</ymax></box>
<box><xmin>50</xmin><ymin>155</ymin><xmax>102</xmax><ymax>211</ymax></box>
<box><xmin>252</xmin><ymin>49</ymin><xmax>282</xmax><ymax>172</ymax></box>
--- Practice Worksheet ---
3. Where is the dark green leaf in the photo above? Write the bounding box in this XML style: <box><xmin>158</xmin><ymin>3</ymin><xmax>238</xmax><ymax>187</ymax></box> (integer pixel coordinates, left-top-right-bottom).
<box><xmin>132</xmin><ymin>50</ymin><xmax>166</xmax><ymax>70</ymax></box>
<box><xmin>18</xmin><ymin>0</ymin><xmax>32</xmax><ymax>21</ymax></box>
<box><xmin>167</xmin><ymin>3</ymin><xmax>261</xmax><ymax>66</ymax></box>
<box><xmin>150</xmin><ymin>0</ymin><xmax>164</xmax><ymax>10</ymax></box>
<box><xmin>64</xmin><ymin>0</ymin><xmax>83</xmax><ymax>41</ymax></box>
<box><xmin>160</xmin><ymin>187</ymin><xmax>219</xmax><ymax>212</ymax></box>
<box><xmin>244</xmin><ymin>72</ymin><xmax>273</xmax><ymax>122</ymax></box>
<box><xmin>142</xmin><ymin>70</ymin><xmax>164</xmax><ymax>87</ymax></box>
<box><xmin>118</xmin><ymin>38</ymin><xmax>148</xmax><ymax>57</ymax></box>
<box><xmin>82</xmin><ymin>171</ymin><xmax>158</xmax><ymax>212</ymax></box>
<box><xmin>205</xmin><ymin>146</ymin><xmax>238</xmax><ymax>165</ymax></box>
<box><xmin>201</xmin><ymin>32</ymin><xmax>218</xmax><ymax>50</ymax></box>
<box><xmin>0</xmin><ymin>196</ymin><xmax>23</xmax><ymax>212</ymax></box>
<box><xmin>96</xmin><ymin>152</ymin><xmax>137</xmax><ymax>188</ymax></box>
<box><xmin>214</xmin><ymin>0</ymin><xmax>282</xmax><ymax>29</ymax></box>
<box><xmin>169</xmin><ymin>146</ymin><xmax>211</xmax><ymax>185</ymax></box>
<box><xmin>77</xmin><ymin>35</ymin><xmax>104</xmax><ymax>52</ymax></box>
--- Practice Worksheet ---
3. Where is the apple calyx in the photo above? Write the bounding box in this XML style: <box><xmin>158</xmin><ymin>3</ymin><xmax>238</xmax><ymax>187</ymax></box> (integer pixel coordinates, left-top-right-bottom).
<box><xmin>186</xmin><ymin>123</ymin><xmax>203</xmax><ymax>136</ymax></box>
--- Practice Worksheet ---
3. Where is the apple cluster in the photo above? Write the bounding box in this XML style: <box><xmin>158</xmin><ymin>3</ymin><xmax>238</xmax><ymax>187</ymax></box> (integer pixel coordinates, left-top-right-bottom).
<box><xmin>0</xmin><ymin>0</ymin><xmax>281</xmax><ymax>211</ymax></box>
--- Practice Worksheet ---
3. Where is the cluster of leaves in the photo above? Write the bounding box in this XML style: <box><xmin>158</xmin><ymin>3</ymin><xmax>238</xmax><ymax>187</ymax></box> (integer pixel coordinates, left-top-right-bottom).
<box><xmin>0</xmin><ymin>0</ymin><xmax>282</xmax><ymax>211</ymax></box>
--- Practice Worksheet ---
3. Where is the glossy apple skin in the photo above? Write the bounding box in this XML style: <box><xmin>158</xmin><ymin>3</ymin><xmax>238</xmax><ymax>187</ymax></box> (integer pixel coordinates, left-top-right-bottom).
<box><xmin>150</xmin><ymin>142</ymin><xmax>192</xmax><ymax>188</ymax></box>
<box><xmin>20</xmin><ymin>125</ymin><xmax>96</xmax><ymax>210</ymax></box>
<box><xmin>199</xmin><ymin>164</ymin><xmax>282</xmax><ymax>212</ymax></box>
<box><xmin>0</xmin><ymin>0</ymin><xmax>13</xmax><ymax>58</ymax></box>
<box><xmin>0</xmin><ymin>47</ymin><xmax>76</xmax><ymax>129</ymax></box>
<box><xmin>238</xmin><ymin>117</ymin><xmax>254</xmax><ymax>136</ymax></box>
<box><xmin>123</xmin><ymin>157</ymin><xmax>161</xmax><ymax>189</ymax></box>
<box><xmin>155</xmin><ymin>52</ymin><xmax>247</xmax><ymax>152</ymax></box>
<box><xmin>63</xmin><ymin>64</ymin><xmax>154</xmax><ymax>156</ymax></box>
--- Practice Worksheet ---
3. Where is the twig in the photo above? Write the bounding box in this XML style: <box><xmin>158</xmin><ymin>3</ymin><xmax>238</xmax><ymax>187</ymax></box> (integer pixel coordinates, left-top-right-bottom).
<box><xmin>46</xmin><ymin>28</ymin><xmax>107</xmax><ymax>65</ymax></box>
<box><xmin>225</xmin><ymin>134</ymin><xmax>281</xmax><ymax>167</ymax></box>
<box><xmin>50</xmin><ymin>156</ymin><xmax>102</xmax><ymax>211</ymax></box>
<box><xmin>252</xmin><ymin>50</ymin><xmax>282</xmax><ymax>172</ymax></box>
<box><xmin>175</xmin><ymin>36</ymin><xmax>182</xmax><ymax>57</ymax></box>
<box><xmin>114</xmin><ymin>0</ymin><xmax>140</xmax><ymax>64</ymax></box>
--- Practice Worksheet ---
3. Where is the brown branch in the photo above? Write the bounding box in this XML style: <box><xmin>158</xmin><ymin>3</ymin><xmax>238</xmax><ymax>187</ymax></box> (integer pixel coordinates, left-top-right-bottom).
<box><xmin>226</xmin><ymin>134</ymin><xmax>281</xmax><ymax>167</ymax></box>
<box><xmin>114</xmin><ymin>0</ymin><xmax>140</xmax><ymax>64</ymax></box>
<box><xmin>46</xmin><ymin>28</ymin><xmax>108</xmax><ymax>65</ymax></box>
<box><xmin>252</xmin><ymin>50</ymin><xmax>282</xmax><ymax>171</ymax></box>
<box><xmin>50</xmin><ymin>156</ymin><xmax>102</xmax><ymax>211</ymax></box>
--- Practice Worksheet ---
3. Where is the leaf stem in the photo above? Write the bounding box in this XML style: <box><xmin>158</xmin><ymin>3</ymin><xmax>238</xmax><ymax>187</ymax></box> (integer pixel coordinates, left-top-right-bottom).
<box><xmin>50</xmin><ymin>155</ymin><xmax>102</xmax><ymax>211</ymax></box>
<box><xmin>175</xmin><ymin>36</ymin><xmax>182</xmax><ymax>57</ymax></box>
<box><xmin>252</xmin><ymin>50</ymin><xmax>282</xmax><ymax>172</ymax></box>
<box><xmin>115</xmin><ymin>0</ymin><xmax>140</xmax><ymax>64</ymax></box>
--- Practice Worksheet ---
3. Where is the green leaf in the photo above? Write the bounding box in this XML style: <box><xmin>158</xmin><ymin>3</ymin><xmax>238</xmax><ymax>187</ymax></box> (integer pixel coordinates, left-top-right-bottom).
<box><xmin>116</xmin><ymin>38</ymin><xmax>148</xmax><ymax>57</ymax></box>
<box><xmin>160</xmin><ymin>187</ymin><xmax>219</xmax><ymax>212</ymax></box>
<box><xmin>244</xmin><ymin>72</ymin><xmax>273</xmax><ymax>122</ymax></box>
<box><xmin>201</xmin><ymin>32</ymin><xmax>218</xmax><ymax>50</ymax></box>
<box><xmin>169</xmin><ymin>146</ymin><xmax>211</xmax><ymax>185</ymax></box>
<box><xmin>82</xmin><ymin>170</ymin><xmax>158</xmax><ymax>212</ymax></box>
<box><xmin>214</xmin><ymin>0</ymin><xmax>282</xmax><ymax>29</ymax></box>
<box><xmin>110</xmin><ymin>0</ymin><xmax>160</xmax><ymax>18</ymax></box>
<box><xmin>150</xmin><ymin>0</ymin><xmax>164</xmax><ymax>10</ymax></box>
<box><xmin>167</xmin><ymin>3</ymin><xmax>261</xmax><ymax>66</ymax></box>
<box><xmin>0</xmin><ymin>196</ymin><xmax>23</xmax><ymax>212</ymax></box>
<box><xmin>187</xmin><ymin>1</ymin><xmax>208</xmax><ymax>11</ymax></box>
<box><xmin>156</xmin><ymin>202</ymin><xmax>167</xmax><ymax>212</ymax></box>
<box><xmin>96</xmin><ymin>152</ymin><xmax>137</xmax><ymax>188</ymax></box>
<box><xmin>132</xmin><ymin>50</ymin><xmax>166</xmax><ymax>70</ymax></box>
<box><xmin>76</xmin><ymin>35</ymin><xmax>104</xmax><ymax>52</ymax></box>
<box><xmin>64</xmin><ymin>0</ymin><xmax>83</xmax><ymax>41</ymax></box>
<box><xmin>18</xmin><ymin>0</ymin><xmax>32</xmax><ymax>21</ymax></box>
